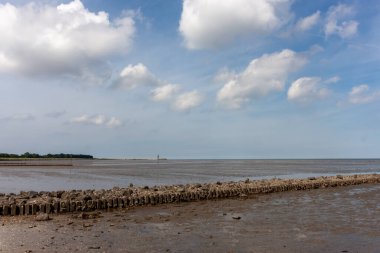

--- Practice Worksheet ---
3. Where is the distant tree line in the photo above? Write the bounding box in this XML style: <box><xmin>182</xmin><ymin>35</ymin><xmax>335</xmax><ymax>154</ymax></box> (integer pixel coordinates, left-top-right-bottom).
<box><xmin>0</xmin><ymin>152</ymin><xmax>93</xmax><ymax>159</ymax></box>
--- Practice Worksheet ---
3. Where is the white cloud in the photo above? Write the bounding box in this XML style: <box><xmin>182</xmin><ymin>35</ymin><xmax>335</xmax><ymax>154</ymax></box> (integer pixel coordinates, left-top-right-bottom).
<box><xmin>113</xmin><ymin>63</ymin><xmax>201</xmax><ymax>112</ymax></box>
<box><xmin>151</xmin><ymin>84</ymin><xmax>180</xmax><ymax>102</ymax></box>
<box><xmin>348</xmin><ymin>84</ymin><xmax>380</xmax><ymax>104</ymax></box>
<box><xmin>308</xmin><ymin>44</ymin><xmax>324</xmax><ymax>55</ymax></box>
<box><xmin>172</xmin><ymin>91</ymin><xmax>203</xmax><ymax>111</ymax></box>
<box><xmin>324</xmin><ymin>76</ymin><xmax>340</xmax><ymax>84</ymax></box>
<box><xmin>106</xmin><ymin>117</ymin><xmax>123</xmax><ymax>128</ymax></box>
<box><xmin>113</xmin><ymin>63</ymin><xmax>161</xmax><ymax>89</ymax></box>
<box><xmin>325</xmin><ymin>4</ymin><xmax>358</xmax><ymax>39</ymax></box>
<box><xmin>70</xmin><ymin>114</ymin><xmax>122</xmax><ymax>128</ymax></box>
<box><xmin>287</xmin><ymin>77</ymin><xmax>330</xmax><ymax>104</ymax></box>
<box><xmin>179</xmin><ymin>0</ymin><xmax>292</xmax><ymax>49</ymax></box>
<box><xmin>217</xmin><ymin>49</ymin><xmax>307</xmax><ymax>109</ymax></box>
<box><xmin>70</xmin><ymin>115</ymin><xmax>105</xmax><ymax>125</ymax></box>
<box><xmin>1</xmin><ymin>113</ymin><xmax>35</xmax><ymax>121</ymax></box>
<box><xmin>295</xmin><ymin>11</ymin><xmax>320</xmax><ymax>32</ymax></box>
<box><xmin>213</xmin><ymin>68</ymin><xmax>236</xmax><ymax>84</ymax></box>
<box><xmin>0</xmin><ymin>0</ymin><xmax>135</xmax><ymax>80</ymax></box>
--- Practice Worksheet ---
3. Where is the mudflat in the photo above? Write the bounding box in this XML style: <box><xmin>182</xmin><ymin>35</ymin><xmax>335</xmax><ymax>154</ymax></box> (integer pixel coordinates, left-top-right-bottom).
<box><xmin>1</xmin><ymin>183</ymin><xmax>379</xmax><ymax>253</ymax></box>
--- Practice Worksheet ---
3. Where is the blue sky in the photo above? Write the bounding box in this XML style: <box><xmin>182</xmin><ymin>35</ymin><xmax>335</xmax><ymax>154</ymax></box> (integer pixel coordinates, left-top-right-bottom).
<box><xmin>0</xmin><ymin>0</ymin><xmax>379</xmax><ymax>158</ymax></box>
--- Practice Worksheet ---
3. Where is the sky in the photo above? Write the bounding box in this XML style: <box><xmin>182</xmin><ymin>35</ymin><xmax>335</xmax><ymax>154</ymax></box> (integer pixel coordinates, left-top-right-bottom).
<box><xmin>0</xmin><ymin>0</ymin><xmax>379</xmax><ymax>159</ymax></box>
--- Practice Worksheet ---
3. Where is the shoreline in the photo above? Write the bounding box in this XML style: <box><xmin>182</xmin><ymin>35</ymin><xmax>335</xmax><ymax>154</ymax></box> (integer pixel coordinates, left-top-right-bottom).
<box><xmin>1</xmin><ymin>173</ymin><xmax>379</xmax><ymax>217</ymax></box>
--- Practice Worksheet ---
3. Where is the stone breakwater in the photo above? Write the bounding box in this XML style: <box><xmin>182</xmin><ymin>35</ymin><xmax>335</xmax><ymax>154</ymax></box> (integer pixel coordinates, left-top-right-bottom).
<box><xmin>0</xmin><ymin>174</ymin><xmax>379</xmax><ymax>216</ymax></box>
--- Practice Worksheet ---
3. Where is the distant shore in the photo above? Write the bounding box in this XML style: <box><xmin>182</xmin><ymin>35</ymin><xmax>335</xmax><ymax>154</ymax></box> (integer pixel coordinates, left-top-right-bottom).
<box><xmin>0</xmin><ymin>152</ymin><xmax>93</xmax><ymax>160</ymax></box>
<box><xmin>1</xmin><ymin>173</ymin><xmax>379</xmax><ymax>217</ymax></box>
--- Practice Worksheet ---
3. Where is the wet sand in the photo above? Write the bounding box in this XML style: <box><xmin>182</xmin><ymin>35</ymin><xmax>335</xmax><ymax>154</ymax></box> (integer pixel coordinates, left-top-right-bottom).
<box><xmin>1</xmin><ymin>183</ymin><xmax>379</xmax><ymax>253</ymax></box>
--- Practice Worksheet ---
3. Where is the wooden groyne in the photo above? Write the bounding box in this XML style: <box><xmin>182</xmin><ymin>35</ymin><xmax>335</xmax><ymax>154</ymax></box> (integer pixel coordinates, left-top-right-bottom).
<box><xmin>0</xmin><ymin>174</ymin><xmax>379</xmax><ymax>216</ymax></box>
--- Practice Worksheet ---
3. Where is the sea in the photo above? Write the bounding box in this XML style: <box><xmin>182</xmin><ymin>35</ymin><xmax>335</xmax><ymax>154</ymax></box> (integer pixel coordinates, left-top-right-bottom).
<box><xmin>0</xmin><ymin>159</ymin><xmax>380</xmax><ymax>194</ymax></box>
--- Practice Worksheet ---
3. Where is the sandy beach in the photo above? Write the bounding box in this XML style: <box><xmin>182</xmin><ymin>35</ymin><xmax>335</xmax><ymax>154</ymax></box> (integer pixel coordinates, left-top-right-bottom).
<box><xmin>1</xmin><ymin>182</ymin><xmax>379</xmax><ymax>252</ymax></box>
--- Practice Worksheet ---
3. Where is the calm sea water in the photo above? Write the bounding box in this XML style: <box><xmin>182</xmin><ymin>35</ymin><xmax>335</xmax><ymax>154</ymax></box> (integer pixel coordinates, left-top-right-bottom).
<box><xmin>0</xmin><ymin>159</ymin><xmax>379</xmax><ymax>193</ymax></box>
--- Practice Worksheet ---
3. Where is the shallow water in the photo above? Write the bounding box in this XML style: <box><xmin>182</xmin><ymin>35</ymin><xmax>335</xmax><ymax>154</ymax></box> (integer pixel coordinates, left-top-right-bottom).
<box><xmin>0</xmin><ymin>159</ymin><xmax>379</xmax><ymax>193</ymax></box>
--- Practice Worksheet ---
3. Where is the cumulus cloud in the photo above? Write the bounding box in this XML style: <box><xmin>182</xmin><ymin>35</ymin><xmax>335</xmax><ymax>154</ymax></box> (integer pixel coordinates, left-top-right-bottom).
<box><xmin>0</xmin><ymin>0</ymin><xmax>135</xmax><ymax>80</ymax></box>
<box><xmin>324</xmin><ymin>76</ymin><xmax>340</xmax><ymax>84</ymax></box>
<box><xmin>213</xmin><ymin>68</ymin><xmax>236</xmax><ymax>84</ymax></box>
<box><xmin>348</xmin><ymin>84</ymin><xmax>380</xmax><ymax>104</ymax></box>
<box><xmin>325</xmin><ymin>4</ymin><xmax>358</xmax><ymax>39</ymax></box>
<box><xmin>112</xmin><ymin>63</ymin><xmax>161</xmax><ymax>89</ymax></box>
<box><xmin>113</xmin><ymin>63</ymin><xmax>201</xmax><ymax>111</ymax></box>
<box><xmin>179</xmin><ymin>0</ymin><xmax>292</xmax><ymax>49</ymax></box>
<box><xmin>151</xmin><ymin>84</ymin><xmax>180</xmax><ymax>102</ymax></box>
<box><xmin>70</xmin><ymin>114</ymin><xmax>122</xmax><ymax>128</ymax></box>
<box><xmin>216</xmin><ymin>49</ymin><xmax>307</xmax><ymax>109</ymax></box>
<box><xmin>295</xmin><ymin>11</ymin><xmax>320</xmax><ymax>32</ymax></box>
<box><xmin>287</xmin><ymin>77</ymin><xmax>330</xmax><ymax>104</ymax></box>
<box><xmin>172</xmin><ymin>91</ymin><xmax>203</xmax><ymax>111</ymax></box>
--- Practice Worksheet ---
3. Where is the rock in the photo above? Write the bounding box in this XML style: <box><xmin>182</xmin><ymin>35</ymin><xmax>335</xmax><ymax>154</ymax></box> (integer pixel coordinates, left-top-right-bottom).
<box><xmin>77</xmin><ymin>212</ymin><xmax>100</xmax><ymax>219</ymax></box>
<box><xmin>337</xmin><ymin>175</ymin><xmax>344</xmax><ymax>179</ymax></box>
<box><xmin>177</xmin><ymin>188</ymin><xmax>185</xmax><ymax>193</ymax></box>
<box><xmin>78</xmin><ymin>212</ymin><xmax>90</xmax><ymax>219</ymax></box>
<box><xmin>88</xmin><ymin>246</ymin><xmax>101</xmax><ymax>249</ymax></box>
<box><xmin>56</xmin><ymin>191</ymin><xmax>65</xmax><ymax>198</ymax></box>
<box><xmin>28</xmin><ymin>191</ymin><xmax>38</xmax><ymax>198</ymax></box>
<box><xmin>83</xmin><ymin>195</ymin><xmax>92</xmax><ymax>201</ymax></box>
<box><xmin>232</xmin><ymin>216</ymin><xmax>241</xmax><ymax>220</ymax></box>
<box><xmin>308</xmin><ymin>177</ymin><xmax>316</xmax><ymax>180</ymax></box>
<box><xmin>35</xmin><ymin>213</ymin><xmax>50</xmax><ymax>221</ymax></box>
<box><xmin>39</xmin><ymin>191</ymin><xmax>49</xmax><ymax>196</ymax></box>
<box><xmin>122</xmin><ymin>189</ymin><xmax>133</xmax><ymax>195</ymax></box>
